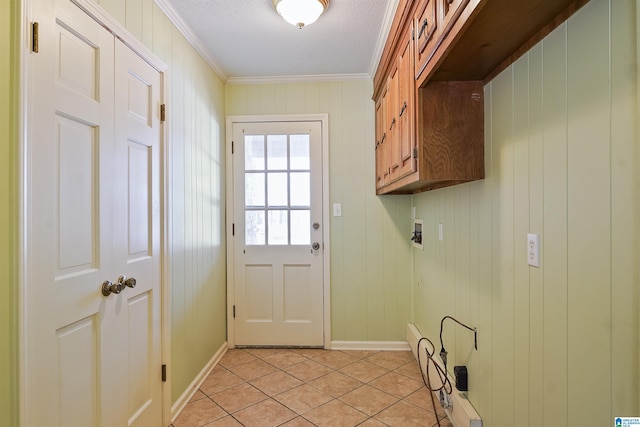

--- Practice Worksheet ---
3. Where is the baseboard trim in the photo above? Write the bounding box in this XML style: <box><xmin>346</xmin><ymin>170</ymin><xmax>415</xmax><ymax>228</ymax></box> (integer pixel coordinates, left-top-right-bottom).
<box><xmin>171</xmin><ymin>342</ymin><xmax>228</xmax><ymax>422</ymax></box>
<box><xmin>330</xmin><ymin>340</ymin><xmax>411</xmax><ymax>351</ymax></box>
<box><xmin>406</xmin><ymin>324</ymin><xmax>482</xmax><ymax>427</ymax></box>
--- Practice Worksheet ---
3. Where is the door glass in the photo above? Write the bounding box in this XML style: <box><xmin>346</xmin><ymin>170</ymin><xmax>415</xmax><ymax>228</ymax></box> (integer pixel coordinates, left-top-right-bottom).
<box><xmin>244</xmin><ymin>132</ymin><xmax>311</xmax><ymax>246</ymax></box>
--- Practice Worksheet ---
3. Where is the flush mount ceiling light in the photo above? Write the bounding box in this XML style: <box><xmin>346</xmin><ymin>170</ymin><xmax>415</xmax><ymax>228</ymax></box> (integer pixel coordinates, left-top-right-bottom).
<box><xmin>272</xmin><ymin>0</ymin><xmax>329</xmax><ymax>29</ymax></box>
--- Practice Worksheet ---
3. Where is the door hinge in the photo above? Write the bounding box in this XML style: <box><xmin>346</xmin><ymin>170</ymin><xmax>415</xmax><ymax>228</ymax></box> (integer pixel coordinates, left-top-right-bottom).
<box><xmin>161</xmin><ymin>364</ymin><xmax>167</xmax><ymax>382</ymax></box>
<box><xmin>413</xmin><ymin>147</ymin><xmax>418</xmax><ymax>159</ymax></box>
<box><xmin>233</xmin><ymin>305</ymin><xmax>236</xmax><ymax>318</ymax></box>
<box><xmin>160</xmin><ymin>104</ymin><xmax>166</xmax><ymax>122</ymax></box>
<box><xmin>231</xmin><ymin>140</ymin><xmax>234</xmax><ymax>154</ymax></box>
<box><xmin>32</xmin><ymin>22</ymin><xmax>39</xmax><ymax>53</ymax></box>
<box><xmin>232</xmin><ymin>223</ymin><xmax>235</xmax><ymax>236</ymax></box>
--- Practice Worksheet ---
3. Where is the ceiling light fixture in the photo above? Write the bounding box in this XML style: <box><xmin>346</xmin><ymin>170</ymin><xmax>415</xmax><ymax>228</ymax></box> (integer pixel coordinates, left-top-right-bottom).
<box><xmin>272</xmin><ymin>0</ymin><xmax>329</xmax><ymax>29</ymax></box>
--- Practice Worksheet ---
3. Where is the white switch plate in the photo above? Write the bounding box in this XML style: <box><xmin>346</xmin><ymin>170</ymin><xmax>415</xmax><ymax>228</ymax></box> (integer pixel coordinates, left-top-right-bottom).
<box><xmin>333</xmin><ymin>203</ymin><xmax>342</xmax><ymax>217</ymax></box>
<box><xmin>412</xmin><ymin>207</ymin><xmax>416</xmax><ymax>219</ymax></box>
<box><xmin>438</xmin><ymin>224</ymin><xmax>444</xmax><ymax>241</ymax></box>
<box><xmin>527</xmin><ymin>233</ymin><xmax>540</xmax><ymax>267</ymax></box>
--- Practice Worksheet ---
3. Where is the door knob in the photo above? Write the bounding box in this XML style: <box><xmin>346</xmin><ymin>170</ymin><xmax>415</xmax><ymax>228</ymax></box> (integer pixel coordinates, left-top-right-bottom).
<box><xmin>118</xmin><ymin>275</ymin><xmax>137</xmax><ymax>289</ymax></box>
<box><xmin>312</xmin><ymin>242</ymin><xmax>320</xmax><ymax>251</ymax></box>
<box><xmin>102</xmin><ymin>280</ymin><xmax>124</xmax><ymax>296</ymax></box>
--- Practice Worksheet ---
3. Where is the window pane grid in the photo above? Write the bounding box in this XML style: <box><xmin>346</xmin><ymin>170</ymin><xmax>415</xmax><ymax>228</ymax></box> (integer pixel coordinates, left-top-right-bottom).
<box><xmin>244</xmin><ymin>133</ymin><xmax>311</xmax><ymax>246</ymax></box>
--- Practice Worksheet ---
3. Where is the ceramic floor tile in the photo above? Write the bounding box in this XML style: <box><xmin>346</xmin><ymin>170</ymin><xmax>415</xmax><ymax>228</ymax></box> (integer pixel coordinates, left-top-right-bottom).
<box><xmin>232</xmin><ymin>398</ymin><xmax>297</xmax><ymax>427</ymax></box>
<box><xmin>177</xmin><ymin>349</ymin><xmax>445</xmax><ymax>426</ymax></box>
<box><xmin>262</xmin><ymin>351</ymin><xmax>309</xmax><ymax>369</ymax></box>
<box><xmin>339</xmin><ymin>350</ymin><xmax>381</xmax><ymax>360</ymax></box>
<box><xmin>189</xmin><ymin>390</ymin><xmax>207</xmax><ymax>403</ymax></box>
<box><xmin>284</xmin><ymin>359</ymin><xmax>334</xmax><ymax>382</ymax></box>
<box><xmin>218</xmin><ymin>349</ymin><xmax>258</xmax><ymax>368</ymax></box>
<box><xmin>357</xmin><ymin>419</ymin><xmax>389</xmax><ymax>427</ymax></box>
<box><xmin>369</xmin><ymin>371</ymin><xmax>424</xmax><ymax>398</ymax></box>
<box><xmin>202</xmin><ymin>415</ymin><xmax>244</xmax><ymax>426</ymax></box>
<box><xmin>210</xmin><ymin>383</ymin><xmax>268</xmax><ymax>413</ymax></box>
<box><xmin>312</xmin><ymin>351</ymin><xmax>360</xmax><ymax>370</ymax></box>
<box><xmin>403</xmin><ymin>387</ymin><xmax>446</xmax><ymax>418</ymax></box>
<box><xmin>373</xmin><ymin>400</ymin><xmax>438</xmax><ymax>426</ymax></box>
<box><xmin>303</xmin><ymin>399</ymin><xmax>368</xmax><ymax>427</ymax></box>
<box><xmin>365</xmin><ymin>351</ymin><xmax>415</xmax><ymax>370</ymax></box>
<box><xmin>338</xmin><ymin>384</ymin><xmax>399</xmax><ymax>416</ymax></box>
<box><xmin>338</xmin><ymin>360</ymin><xmax>388</xmax><ymax>383</ymax></box>
<box><xmin>274</xmin><ymin>384</ymin><xmax>333</xmax><ymax>414</ymax></box>
<box><xmin>243</xmin><ymin>348</ymin><xmax>287</xmax><ymax>358</ymax></box>
<box><xmin>394</xmin><ymin>360</ymin><xmax>423</xmax><ymax>379</ymax></box>
<box><xmin>173</xmin><ymin>398</ymin><xmax>227</xmax><ymax>427</ymax></box>
<box><xmin>308</xmin><ymin>371</ymin><xmax>363</xmax><ymax>398</ymax></box>
<box><xmin>226</xmin><ymin>359</ymin><xmax>279</xmax><ymax>381</ymax></box>
<box><xmin>250</xmin><ymin>370</ymin><xmax>304</xmax><ymax>396</ymax></box>
<box><xmin>200</xmin><ymin>368</ymin><xmax>245</xmax><ymax>396</ymax></box>
<box><xmin>290</xmin><ymin>348</ymin><xmax>327</xmax><ymax>359</ymax></box>
<box><xmin>279</xmin><ymin>416</ymin><xmax>317</xmax><ymax>426</ymax></box>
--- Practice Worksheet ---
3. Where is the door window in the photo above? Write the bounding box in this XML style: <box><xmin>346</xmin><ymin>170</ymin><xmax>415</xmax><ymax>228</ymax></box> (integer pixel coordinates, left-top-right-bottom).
<box><xmin>244</xmin><ymin>133</ymin><xmax>311</xmax><ymax>246</ymax></box>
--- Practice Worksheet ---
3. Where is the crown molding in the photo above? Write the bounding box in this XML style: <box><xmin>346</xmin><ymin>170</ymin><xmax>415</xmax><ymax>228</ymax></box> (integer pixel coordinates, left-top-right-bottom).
<box><xmin>153</xmin><ymin>0</ymin><xmax>228</xmax><ymax>82</ymax></box>
<box><xmin>227</xmin><ymin>73</ymin><xmax>371</xmax><ymax>85</ymax></box>
<box><xmin>368</xmin><ymin>0</ymin><xmax>400</xmax><ymax>77</ymax></box>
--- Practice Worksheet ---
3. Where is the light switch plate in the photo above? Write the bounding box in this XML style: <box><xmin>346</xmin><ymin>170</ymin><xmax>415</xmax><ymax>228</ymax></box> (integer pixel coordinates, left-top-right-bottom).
<box><xmin>527</xmin><ymin>233</ymin><xmax>540</xmax><ymax>267</ymax></box>
<box><xmin>333</xmin><ymin>203</ymin><xmax>342</xmax><ymax>217</ymax></box>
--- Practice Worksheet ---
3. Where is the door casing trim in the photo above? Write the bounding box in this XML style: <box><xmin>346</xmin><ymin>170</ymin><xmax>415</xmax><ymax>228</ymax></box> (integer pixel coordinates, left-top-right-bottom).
<box><xmin>225</xmin><ymin>114</ymin><xmax>331</xmax><ymax>349</ymax></box>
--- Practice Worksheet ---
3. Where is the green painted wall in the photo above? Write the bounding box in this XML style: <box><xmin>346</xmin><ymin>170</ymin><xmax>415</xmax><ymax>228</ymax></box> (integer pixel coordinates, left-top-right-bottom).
<box><xmin>94</xmin><ymin>0</ymin><xmax>228</xmax><ymax>405</ymax></box>
<box><xmin>0</xmin><ymin>0</ymin><xmax>18</xmax><ymax>423</ymax></box>
<box><xmin>226</xmin><ymin>81</ymin><xmax>413</xmax><ymax>342</ymax></box>
<box><xmin>412</xmin><ymin>0</ymin><xmax>639</xmax><ymax>426</ymax></box>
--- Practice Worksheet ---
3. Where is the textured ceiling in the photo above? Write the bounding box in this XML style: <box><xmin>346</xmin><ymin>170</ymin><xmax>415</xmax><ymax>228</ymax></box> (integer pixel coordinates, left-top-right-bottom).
<box><xmin>161</xmin><ymin>0</ymin><xmax>397</xmax><ymax>82</ymax></box>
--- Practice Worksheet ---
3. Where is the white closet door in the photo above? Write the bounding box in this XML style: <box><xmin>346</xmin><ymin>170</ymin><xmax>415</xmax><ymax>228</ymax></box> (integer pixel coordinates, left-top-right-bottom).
<box><xmin>26</xmin><ymin>0</ymin><xmax>163</xmax><ymax>425</ymax></box>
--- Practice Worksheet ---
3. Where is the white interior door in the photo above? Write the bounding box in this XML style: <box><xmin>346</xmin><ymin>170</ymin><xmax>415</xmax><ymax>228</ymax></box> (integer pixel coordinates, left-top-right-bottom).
<box><xmin>26</xmin><ymin>0</ymin><xmax>163</xmax><ymax>425</ymax></box>
<box><xmin>232</xmin><ymin>121</ymin><xmax>324</xmax><ymax>347</ymax></box>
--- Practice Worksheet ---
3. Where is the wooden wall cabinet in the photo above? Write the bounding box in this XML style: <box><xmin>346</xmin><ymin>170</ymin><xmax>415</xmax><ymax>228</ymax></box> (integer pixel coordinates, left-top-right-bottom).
<box><xmin>373</xmin><ymin>0</ymin><xmax>589</xmax><ymax>194</ymax></box>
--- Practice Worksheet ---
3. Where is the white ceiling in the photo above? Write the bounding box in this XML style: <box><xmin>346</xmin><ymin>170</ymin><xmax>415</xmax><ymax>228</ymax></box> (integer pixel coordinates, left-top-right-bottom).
<box><xmin>157</xmin><ymin>0</ymin><xmax>398</xmax><ymax>83</ymax></box>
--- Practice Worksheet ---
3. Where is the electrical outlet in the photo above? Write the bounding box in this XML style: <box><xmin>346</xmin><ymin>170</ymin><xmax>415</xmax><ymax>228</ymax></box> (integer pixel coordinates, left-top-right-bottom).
<box><xmin>527</xmin><ymin>233</ymin><xmax>540</xmax><ymax>267</ymax></box>
<box><xmin>438</xmin><ymin>223</ymin><xmax>444</xmax><ymax>241</ymax></box>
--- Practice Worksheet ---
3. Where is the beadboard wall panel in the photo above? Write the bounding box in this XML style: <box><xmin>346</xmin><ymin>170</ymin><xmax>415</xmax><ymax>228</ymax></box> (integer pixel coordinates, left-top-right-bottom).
<box><xmin>412</xmin><ymin>1</ymin><xmax>639</xmax><ymax>426</ymax></box>
<box><xmin>226</xmin><ymin>80</ymin><xmax>413</xmax><ymax>342</ymax></box>
<box><xmin>95</xmin><ymin>0</ymin><xmax>227</xmax><ymax>405</ymax></box>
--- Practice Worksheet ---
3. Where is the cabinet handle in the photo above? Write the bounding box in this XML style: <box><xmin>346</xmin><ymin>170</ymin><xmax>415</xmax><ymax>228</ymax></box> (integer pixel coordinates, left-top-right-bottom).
<box><xmin>418</xmin><ymin>18</ymin><xmax>428</xmax><ymax>39</ymax></box>
<box><xmin>399</xmin><ymin>101</ymin><xmax>407</xmax><ymax>117</ymax></box>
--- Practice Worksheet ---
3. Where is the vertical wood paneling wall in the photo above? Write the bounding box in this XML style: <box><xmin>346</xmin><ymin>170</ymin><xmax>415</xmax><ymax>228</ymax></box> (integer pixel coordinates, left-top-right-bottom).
<box><xmin>226</xmin><ymin>81</ymin><xmax>413</xmax><ymax>342</ymax></box>
<box><xmin>412</xmin><ymin>1</ymin><xmax>639</xmax><ymax>426</ymax></box>
<box><xmin>1</xmin><ymin>0</ymin><xmax>18</xmax><ymax>424</ymax></box>
<box><xmin>94</xmin><ymin>0</ymin><xmax>228</xmax><ymax>404</ymax></box>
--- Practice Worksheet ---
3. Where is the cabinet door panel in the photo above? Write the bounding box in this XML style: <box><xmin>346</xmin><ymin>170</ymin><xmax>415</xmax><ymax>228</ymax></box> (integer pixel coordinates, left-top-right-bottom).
<box><xmin>414</xmin><ymin>0</ymin><xmax>438</xmax><ymax>79</ymax></box>
<box><xmin>397</xmin><ymin>29</ymin><xmax>416</xmax><ymax>179</ymax></box>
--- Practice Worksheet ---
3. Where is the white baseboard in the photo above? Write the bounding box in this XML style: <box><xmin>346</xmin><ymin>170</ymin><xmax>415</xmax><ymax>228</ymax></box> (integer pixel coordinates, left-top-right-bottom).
<box><xmin>330</xmin><ymin>341</ymin><xmax>411</xmax><ymax>351</ymax></box>
<box><xmin>171</xmin><ymin>342</ymin><xmax>228</xmax><ymax>422</ymax></box>
<box><xmin>406</xmin><ymin>324</ymin><xmax>482</xmax><ymax>427</ymax></box>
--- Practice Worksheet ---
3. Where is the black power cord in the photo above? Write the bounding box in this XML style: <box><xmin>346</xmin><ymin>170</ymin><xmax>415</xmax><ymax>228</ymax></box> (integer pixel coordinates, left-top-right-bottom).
<box><xmin>414</xmin><ymin>317</ymin><xmax>477</xmax><ymax>426</ymax></box>
<box><xmin>439</xmin><ymin>315</ymin><xmax>477</xmax><ymax>372</ymax></box>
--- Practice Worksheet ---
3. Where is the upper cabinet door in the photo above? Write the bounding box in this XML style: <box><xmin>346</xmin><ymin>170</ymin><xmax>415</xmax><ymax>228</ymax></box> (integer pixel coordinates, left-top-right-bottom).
<box><xmin>439</xmin><ymin>0</ymin><xmax>470</xmax><ymax>34</ymax></box>
<box><xmin>397</xmin><ymin>27</ymin><xmax>416</xmax><ymax>180</ymax></box>
<box><xmin>414</xmin><ymin>0</ymin><xmax>438</xmax><ymax>79</ymax></box>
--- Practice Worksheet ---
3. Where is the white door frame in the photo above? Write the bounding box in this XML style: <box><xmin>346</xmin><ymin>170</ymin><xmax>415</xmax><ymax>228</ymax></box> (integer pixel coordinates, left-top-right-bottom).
<box><xmin>18</xmin><ymin>0</ymin><xmax>172</xmax><ymax>424</ymax></box>
<box><xmin>225</xmin><ymin>114</ymin><xmax>331</xmax><ymax>349</ymax></box>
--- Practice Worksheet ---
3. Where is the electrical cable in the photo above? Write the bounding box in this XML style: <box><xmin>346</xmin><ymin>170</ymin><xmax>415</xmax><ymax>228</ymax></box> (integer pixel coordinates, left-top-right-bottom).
<box><xmin>415</xmin><ymin>317</ymin><xmax>478</xmax><ymax>426</ymax></box>
<box><xmin>416</xmin><ymin>336</ymin><xmax>452</xmax><ymax>427</ymax></box>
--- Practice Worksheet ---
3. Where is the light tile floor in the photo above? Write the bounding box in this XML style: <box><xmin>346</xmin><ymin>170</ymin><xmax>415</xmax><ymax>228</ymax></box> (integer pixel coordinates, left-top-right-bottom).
<box><xmin>172</xmin><ymin>348</ymin><xmax>454</xmax><ymax>427</ymax></box>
